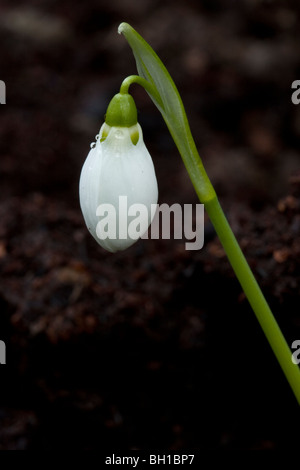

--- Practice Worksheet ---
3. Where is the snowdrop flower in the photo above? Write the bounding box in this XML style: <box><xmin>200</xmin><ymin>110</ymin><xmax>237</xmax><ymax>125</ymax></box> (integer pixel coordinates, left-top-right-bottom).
<box><xmin>79</xmin><ymin>93</ymin><xmax>158</xmax><ymax>252</ymax></box>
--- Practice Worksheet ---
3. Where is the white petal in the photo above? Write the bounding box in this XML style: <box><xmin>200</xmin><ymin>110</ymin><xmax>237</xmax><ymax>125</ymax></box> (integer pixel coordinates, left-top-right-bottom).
<box><xmin>79</xmin><ymin>124</ymin><xmax>158</xmax><ymax>252</ymax></box>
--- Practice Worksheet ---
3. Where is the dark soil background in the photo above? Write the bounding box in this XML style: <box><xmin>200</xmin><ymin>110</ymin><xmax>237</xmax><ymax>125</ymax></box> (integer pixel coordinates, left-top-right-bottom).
<box><xmin>1</xmin><ymin>0</ymin><xmax>300</xmax><ymax>450</ymax></box>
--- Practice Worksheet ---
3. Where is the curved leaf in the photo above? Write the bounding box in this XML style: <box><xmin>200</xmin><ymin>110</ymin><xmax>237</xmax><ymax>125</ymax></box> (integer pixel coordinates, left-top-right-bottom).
<box><xmin>118</xmin><ymin>22</ymin><xmax>215</xmax><ymax>201</ymax></box>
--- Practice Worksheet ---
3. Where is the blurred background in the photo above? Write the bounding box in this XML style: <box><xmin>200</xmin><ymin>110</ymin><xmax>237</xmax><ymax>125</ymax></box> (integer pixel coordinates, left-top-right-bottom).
<box><xmin>0</xmin><ymin>0</ymin><xmax>300</xmax><ymax>450</ymax></box>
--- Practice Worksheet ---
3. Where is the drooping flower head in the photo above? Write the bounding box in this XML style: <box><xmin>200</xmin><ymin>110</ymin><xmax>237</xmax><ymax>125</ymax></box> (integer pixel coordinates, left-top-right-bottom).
<box><xmin>79</xmin><ymin>93</ymin><xmax>158</xmax><ymax>252</ymax></box>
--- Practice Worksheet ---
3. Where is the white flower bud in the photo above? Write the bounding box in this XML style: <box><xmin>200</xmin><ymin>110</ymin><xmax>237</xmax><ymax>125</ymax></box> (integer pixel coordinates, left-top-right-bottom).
<box><xmin>79</xmin><ymin>122</ymin><xmax>158</xmax><ymax>252</ymax></box>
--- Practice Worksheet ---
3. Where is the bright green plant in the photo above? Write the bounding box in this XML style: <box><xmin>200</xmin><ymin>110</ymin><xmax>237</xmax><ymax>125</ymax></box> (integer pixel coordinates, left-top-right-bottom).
<box><xmin>80</xmin><ymin>22</ymin><xmax>300</xmax><ymax>404</ymax></box>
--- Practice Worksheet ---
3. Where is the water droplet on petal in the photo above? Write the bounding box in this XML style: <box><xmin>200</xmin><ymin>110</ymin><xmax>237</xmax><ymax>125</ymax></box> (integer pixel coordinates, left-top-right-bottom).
<box><xmin>90</xmin><ymin>142</ymin><xmax>96</xmax><ymax>148</ymax></box>
<box><xmin>95</xmin><ymin>134</ymin><xmax>99</xmax><ymax>140</ymax></box>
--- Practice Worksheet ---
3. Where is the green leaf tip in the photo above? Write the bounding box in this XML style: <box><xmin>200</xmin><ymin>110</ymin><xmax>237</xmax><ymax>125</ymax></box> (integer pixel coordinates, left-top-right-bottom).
<box><xmin>118</xmin><ymin>22</ymin><xmax>130</xmax><ymax>35</ymax></box>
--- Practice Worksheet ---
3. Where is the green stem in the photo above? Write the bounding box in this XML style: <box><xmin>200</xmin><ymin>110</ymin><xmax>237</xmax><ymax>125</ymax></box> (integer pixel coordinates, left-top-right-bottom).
<box><xmin>120</xmin><ymin>75</ymin><xmax>164</xmax><ymax>109</ymax></box>
<box><xmin>205</xmin><ymin>195</ymin><xmax>300</xmax><ymax>404</ymax></box>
